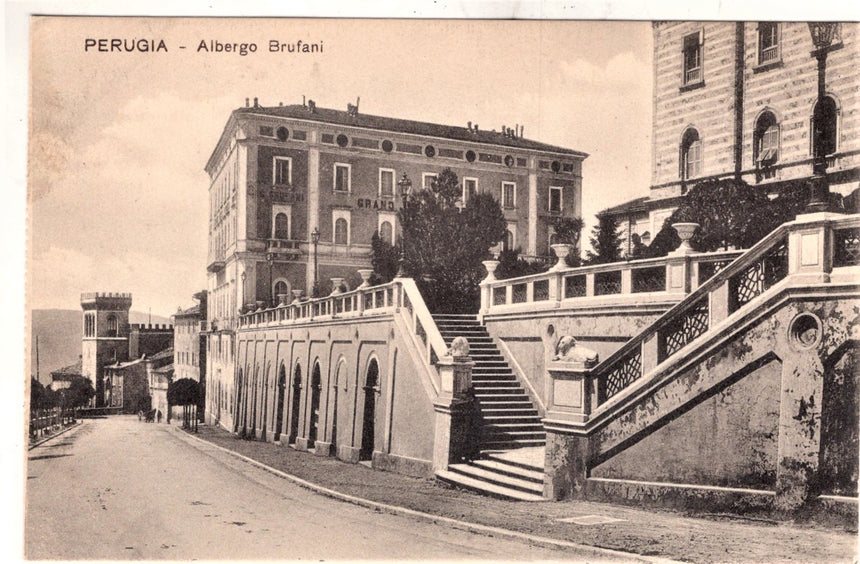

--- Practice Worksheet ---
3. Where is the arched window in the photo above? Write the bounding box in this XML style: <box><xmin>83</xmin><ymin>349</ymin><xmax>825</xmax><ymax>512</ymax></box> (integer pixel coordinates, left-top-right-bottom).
<box><xmin>754</xmin><ymin>111</ymin><xmax>779</xmax><ymax>165</ymax></box>
<box><xmin>502</xmin><ymin>230</ymin><xmax>514</xmax><ymax>252</ymax></box>
<box><xmin>273</xmin><ymin>280</ymin><xmax>288</xmax><ymax>299</ymax></box>
<box><xmin>812</xmin><ymin>96</ymin><xmax>838</xmax><ymax>157</ymax></box>
<box><xmin>106</xmin><ymin>314</ymin><xmax>118</xmax><ymax>337</ymax></box>
<box><xmin>379</xmin><ymin>221</ymin><xmax>393</xmax><ymax>245</ymax></box>
<box><xmin>274</xmin><ymin>213</ymin><xmax>289</xmax><ymax>239</ymax></box>
<box><xmin>334</xmin><ymin>218</ymin><xmax>349</xmax><ymax>245</ymax></box>
<box><xmin>680</xmin><ymin>128</ymin><xmax>702</xmax><ymax>180</ymax></box>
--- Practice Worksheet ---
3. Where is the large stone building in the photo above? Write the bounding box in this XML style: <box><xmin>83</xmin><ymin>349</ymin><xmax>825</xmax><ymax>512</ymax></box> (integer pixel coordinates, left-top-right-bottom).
<box><xmin>601</xmin><ymin>22</ymin><xmax>858</xmax><ymax>254</ymax></box>
<box><xmin>204</xmin><ymin>100</ymin><xmax>588</xmax><ymax>429</ymax></box>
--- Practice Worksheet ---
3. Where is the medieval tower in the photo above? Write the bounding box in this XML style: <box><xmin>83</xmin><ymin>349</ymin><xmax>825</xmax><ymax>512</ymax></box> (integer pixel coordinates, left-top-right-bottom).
<box><xmin>81</xmin><ymin>292</ymin><xmax>132</xmax><ymax>407</ymax></box>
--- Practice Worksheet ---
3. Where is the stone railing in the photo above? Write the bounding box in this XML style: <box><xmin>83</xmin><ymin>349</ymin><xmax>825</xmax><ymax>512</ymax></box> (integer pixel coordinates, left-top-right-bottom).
<box><xmin>479</xmin><ymin>247</ymin><xmax>742</xmax><ymax>316</ymax></box>
<box><xmin>543</xmin><ymin>212</ymin><xmax>860</xmax><ymax>425</ymax></box>
<box><xmin>237</xmin><ymin>272</ymin><xmax>449</xmax><ymax>395</ymax></box>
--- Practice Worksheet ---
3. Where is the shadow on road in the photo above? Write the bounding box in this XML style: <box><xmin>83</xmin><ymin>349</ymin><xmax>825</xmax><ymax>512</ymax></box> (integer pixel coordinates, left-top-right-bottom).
<box><xmin>29</xmin><ymin>454</ymin><xmax>73</xmax><ymax>461</ymax></box>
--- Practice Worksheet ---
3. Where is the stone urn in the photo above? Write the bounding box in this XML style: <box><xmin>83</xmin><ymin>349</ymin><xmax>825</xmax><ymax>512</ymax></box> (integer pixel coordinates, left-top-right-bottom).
<box><xmin>357</xmin><ymin>269</ymin><xmax>374</xmax><ymax>288</ymax></box>
<box><xmin>330</xmin><ymin>277</ymin><xmax>345</xmax><ymax>295</ymax></box>
<box><xmin>482</xmin><ymin>260</ymin><xmax>500</xmax><ymax>282</ymax></box>
<box><xmin>671</xmin><ymin>222</ymin><xmax>699</xmax><ymax>254</ymax></box>
<box><xmin>550</xmin><ymin>243</ymin><xmax>575</xmax><ymax>271</ymax></box>
<box><xmin>291</xmin><ymin>289</ymin><xmax>303</xmax><ymax>304</ymax></box>
<box><xmin>277</xmin><ymin>293</ymin><xmax>288</xmax><ymax>306</ymax></box>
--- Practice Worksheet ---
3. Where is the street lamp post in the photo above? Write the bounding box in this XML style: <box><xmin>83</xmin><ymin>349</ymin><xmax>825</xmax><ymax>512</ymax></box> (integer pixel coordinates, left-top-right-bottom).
<box><xmin>266</xmin><ymin>252</ymin><xmax>275</xmax><ymax>306</ymax></box>
<box><xmin>805</xmin><ymin>22</ymin><xmax>840</xmax><ymax>213</ymax></box>
<box><xmin>310</xmin><ymin>226</ymin><xmax>320</xmax><ymax>295</ymax></box>
<box><xmin>396</xmin><ymin>173</ymin><xmax>412</xmax><ymax>278</ymax></box>
<box><xmin>240</xmin><ymin>270</ymin><xmax>247</xmax><ymax>310</ymax></box>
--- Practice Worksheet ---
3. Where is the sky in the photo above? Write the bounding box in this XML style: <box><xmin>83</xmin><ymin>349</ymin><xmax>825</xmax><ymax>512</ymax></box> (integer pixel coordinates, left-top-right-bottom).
<box><xmin>26</xmin><ymin>17</ymin><xmax>654</xmax><ymax>317</ymax></box>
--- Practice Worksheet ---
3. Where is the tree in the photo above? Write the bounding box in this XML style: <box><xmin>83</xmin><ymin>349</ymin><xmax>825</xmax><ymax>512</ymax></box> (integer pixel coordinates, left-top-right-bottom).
<box><xmin>167</xmin><ymin>378</ymin><xmax>201</xmax><ymax>431</ymax></box>
<box><xmin>65</xmin><ymin>377</ymin><xmax>95</xmax><ymax>409</ymax></box>
<box><xmin>30</xmin><ymin>378</ymin><xmax>45</xmax><ymax>412</ymax></box>
<box><xmin>495</xmin><ymin>248</ymin><xmax>549</xmax><ymax>280</ymax></box>
<box><xmin>370</xmin><ymin>231</ymin><xmax>400</xmax><ymax>283</ymax></box>
<box><xmin>586</xmin><ymin>215</ymin><xmax>623</xmax><ymax>264</ymax></box>
<box><xmin>551</xmin><ymin>216</ymin><xmax>584</xmax><ymax>267</ymax></box>
<box><xmin>384</xmin><ymin>168</ymin><xmax>507</xmax><ymax>313</ymax></box>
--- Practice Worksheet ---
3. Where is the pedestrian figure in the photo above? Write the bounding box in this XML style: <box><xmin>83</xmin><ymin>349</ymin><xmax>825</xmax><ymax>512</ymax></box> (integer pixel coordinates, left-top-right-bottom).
<box><xmin>157</xmin><ymin>410</ymin><xmax>162</xmax><ymax>424</ymax></box>
<box><xmin>137</xmin><ymin>410</ymin><xmax>142</xmax><ymax>421</ymax></box>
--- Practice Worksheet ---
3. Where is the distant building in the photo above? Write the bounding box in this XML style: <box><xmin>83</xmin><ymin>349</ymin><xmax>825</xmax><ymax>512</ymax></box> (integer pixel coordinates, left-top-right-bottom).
<box><xmin>80</xmin><ymin>292</ymin><xmax>174</xmax><ymax>407</ymax></box>
<box><xmin>173</xmin><ymin>290</ymin><xmax>207</xmax><ymax>421</ymax></box>
<box><xmin>203</xmin><ymin>100</ymin><xmax>588</xmax><ymax>430</ymax></box>
<box><xmin>104</xmin><ymin>347</ymin><xmax>174</xmax><ymax>415</ymax></box>
<box><xmin>601</xmin><ymin>22</ymin><xmax>859</xmax><ymax>255</ymax></box>
<box><xmin>49</xmin><ymin>359</ymin><xmax>83</xmax><ymax>392</ymax></box>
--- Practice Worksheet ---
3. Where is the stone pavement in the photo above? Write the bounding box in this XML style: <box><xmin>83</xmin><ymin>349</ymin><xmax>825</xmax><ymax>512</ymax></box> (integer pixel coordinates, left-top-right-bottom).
<box><xmin>182</xmin><ymin>423</ymin><xmax>858</xmax><ymax>564</ymax></box>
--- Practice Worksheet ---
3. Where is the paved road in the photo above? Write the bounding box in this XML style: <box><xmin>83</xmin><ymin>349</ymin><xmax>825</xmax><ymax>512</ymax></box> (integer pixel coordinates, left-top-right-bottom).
<box><xmin>26</xmin><ymin>416</ymin><xmax>609</xmax><ymax>560</ymax></box>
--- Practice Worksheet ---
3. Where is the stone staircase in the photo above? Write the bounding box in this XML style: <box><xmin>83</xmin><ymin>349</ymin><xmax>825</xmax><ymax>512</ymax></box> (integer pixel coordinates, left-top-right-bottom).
<box><xmin>432</xmin><ymin>314</ymin><xmax>546</xmax><ymax>501</ymax></box>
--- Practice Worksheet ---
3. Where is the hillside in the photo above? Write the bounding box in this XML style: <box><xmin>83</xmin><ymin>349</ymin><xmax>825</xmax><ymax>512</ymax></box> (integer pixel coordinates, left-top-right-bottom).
<box><xmin>30</xmin><ymin>309</ymin><xmax>172</xmax><ymax>385</ymax></box>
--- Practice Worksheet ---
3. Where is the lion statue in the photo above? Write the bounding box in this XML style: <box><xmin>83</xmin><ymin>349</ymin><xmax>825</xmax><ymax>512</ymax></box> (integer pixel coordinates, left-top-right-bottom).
<box><xmin>553</xmin><ymin>335</ymin><xmax>598</xmax><ymax>367</ymax></box>
<box><xmin>447</xmin><ymin>336</ymin><xmax>470</xmax><ymax>358</ymax></box>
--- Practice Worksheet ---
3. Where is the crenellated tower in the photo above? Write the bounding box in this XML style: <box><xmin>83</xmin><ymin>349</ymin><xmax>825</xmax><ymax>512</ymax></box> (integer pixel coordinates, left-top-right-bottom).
<box><xmin>81</xmin><ymin>292</ymin><xmax>132</xmax><ymax>407</ymax></box>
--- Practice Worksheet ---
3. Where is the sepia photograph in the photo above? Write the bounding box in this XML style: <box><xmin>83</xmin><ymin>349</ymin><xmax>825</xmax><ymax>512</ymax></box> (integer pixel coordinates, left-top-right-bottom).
<box><xmin>14</xmin><ymin>3</ymin><xmax>860</xmax><ymax>561</ymax></box>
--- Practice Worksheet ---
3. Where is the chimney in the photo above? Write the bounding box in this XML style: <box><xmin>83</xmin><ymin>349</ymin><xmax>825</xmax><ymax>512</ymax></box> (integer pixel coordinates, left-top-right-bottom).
<box><xmin>474</xmin><ymin>124</ymin><xmax>479</xmax><ymax>132</ymax></box>
<box><xmin>520</xmin><ymin>125</ymin><xmax>524</xmax><ymax>138</ymax></box>
<box><xmin>245</xmin><ymin>98</ymin><xmax>249</xmax><ymax>107</ymax></box>
<box><xmin>302</xmin><ymin>95</ymin><xmax>306</xmax><ymax>107</ymax></box>
<box><xmin>253</xmin><ymin>97</ymin><xmax>259</xmax><ymax>107</ymax></box>
<box><xmin>279</xmin><ymin>102</ymin><xmax>283</xmax><ymax>106</ymax></box>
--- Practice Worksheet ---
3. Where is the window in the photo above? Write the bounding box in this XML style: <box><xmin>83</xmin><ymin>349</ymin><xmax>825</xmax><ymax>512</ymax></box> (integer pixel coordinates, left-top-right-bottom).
<box><xmin>106</xmin><ymin>315</ymin><xmax>118</xmax><ymax>337</ymax></box>
<box><xmin>334</xmin><ymin>163</ymin><xmax>351</xmax><ymax>192</ymax></box>
<box><xmin>422</xmin><ymin>173</ymin><xmax>437</xmax><ymax>191</ymax></box>
<box><xmin>757</xmin><ymin>22</ymin><xmax>780</xmax><ymax>65</ymax></box>
<box><xmin>379</xmin><ymin>221</ymin><xmax>394</xmax><ymax>245</ymax></box>
<box><xmin>811</xmin><ymin>96</ymin><xmax>838</xmax><ymax>157</ymax></box>
<box><xmin>463</xmin><ymin>178</ymin><xmax>478</xmax><ymax>203</ymax></box>
<box><xmin>84</xmin><ymin>313</ymin><xmax>95</xmax><ymax>337</ymax></box>
<box><xmin>754</xmin><ymin>112</ymin><xmax>779</xmax><ymax>180</ymax></box>
<box><xmin>501</xmin><ymin>182</ymin><xmax>516</xmax><ymax>208</ymax></box>
<box><xmin>680</xmin><ymin>128</ymin><xmax>702</xmax><ymax>180</ymax></box>
<box><xmin>379</xmin><ymin>168</ymin><xmax>395</xmax><ymax>197</ymax></box>
<box><xmin>502</xmin><ymin>230</ymin><xmax>514</xmax><ymax>251</ymax></box>
<box><xmin>273</xmin><ymin>280</ymin><xmax>288</xmax><ymax>299</ymax></box>
<box><xmin>271</xmin><ymin>205</ymin><xmax>291</xmax><ymax>240</ymax></box>
<box><xmin>682</xmin><ymin>32</ymin><xmax>703</xmax><ymax>85</ymax></box>
<box><xmin>549</xmin><ymin>186</ymin><xmax>563</xmax><ymax>213</ymax></box>
<box><xmin>273</xmin><ymin>157</ymin><xmax>292</xmax><ymax>186</ymax></box>
<box><xmin>332</xmin><ymin>210</ymin><xmax>351</xmax><ymax>245</ymax></box>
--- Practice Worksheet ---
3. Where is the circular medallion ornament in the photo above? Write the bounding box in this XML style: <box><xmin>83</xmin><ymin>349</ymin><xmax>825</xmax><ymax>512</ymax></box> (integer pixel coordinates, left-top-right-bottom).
<box><xmin>551</xmin><ymin>160</ymin><xmax>561</xmax><ymax>173</ymax></box>
<box><xmin>504</xmin><ymin>155</ymin><xmax>514</xmax><ymax>167</ymax></box>
<box><xmin>466</xmin><ymin>150</ymin><xmax>477</xmax><ymax>163</ymax></box>
<box><xmin>424</xmin><ymin>145</ymin><xmax>436</xmax><ymax>158</ymax></box>
<box><xmin>336</xmin><ymin>133</ymin><xmax>349</xmax><ymax>148</ymax></box>
<box><xmin>276</xmin><ymin>127</ymin><xmax>289</xmax><ymax>141</ymax></box>
<box><xmin>789</xmin><ymin>313</ymin><xmax>822</xmax><ymax>350</ymax></box>
<box><xmin>382</xmin><ymin>139</ymin><xmax>393</xmax><ymax>153</ymax></box>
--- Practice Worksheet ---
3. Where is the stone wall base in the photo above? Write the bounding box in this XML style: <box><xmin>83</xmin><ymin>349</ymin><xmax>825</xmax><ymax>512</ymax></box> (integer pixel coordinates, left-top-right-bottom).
<box><xmin>313</xmin><ymin>441</ymin><xmax>333</xmax><ymax>456</ymax></box>
<box><xmin>294</xmin><ymin>437</ymin><xmax>310</xmax><ymax>452</ymax></box>
<box><xmin>337</xmin><ymin>445</ymin><xmax>360</xmax><ymax>463</ymax></box>
<box><xmin>372</xmin><ymin>451</ymin><xmax>434</xmax><ymax>478</ymax></box>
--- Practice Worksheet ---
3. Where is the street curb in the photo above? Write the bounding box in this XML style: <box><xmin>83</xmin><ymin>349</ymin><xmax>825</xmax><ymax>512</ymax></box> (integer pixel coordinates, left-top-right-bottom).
<box><xmin>176</xmin><ymin>428</ymin><xmax>680</xmax><ymax>564</ymax></box>
<box><xmin>28</xmin><ymin>421</ymin><xmax>82</xmax><ymax>450</ymax></box>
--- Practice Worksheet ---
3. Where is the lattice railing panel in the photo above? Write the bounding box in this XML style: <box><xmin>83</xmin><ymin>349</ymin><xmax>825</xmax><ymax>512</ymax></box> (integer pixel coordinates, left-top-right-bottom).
<box><xmin>493</xmin><ymin>286</ymin><xmax>506</xmax><ymax>305</ymax></box>
<box><xmin>632</xmin><ymin>266</ymin><xmax>666</xmax><ymax>293</ymax></box>
<box><xmin>595</xmin><ymin>271</ymin><xmax>622</xmax><ymax>296</ymax></box>
<box><xmin>834</xmin><ymin>228</ymin><xmax>860</xmax><ymax>267</ymax></box>
<box><xmin>533</xmin><ymin>279</ymin><xmax>549</xmax><ymax>301</ymax></box>
<box><xmin>729</xmin><ymin>238</ymin><xmax>788</xmax><ymax>311</ymax></box>
<box><xmin>658</xmin><ymin>296</ymin><xmax>709</xmax><ymax>361</ymax></box>
<box><xmin>599</xmin><ymin>349</ymin><xmax>642</xmax><ymax>404</ymax></box>
<box><xmin>512</xmin><ymin>283</ymin><xmax>527</xmax><ymax>304</ymax></box>
<box><xmin>403</xmin><ymin>291</ymin><xmax>413</xmax><ymax>315</ymax></box>
<box><xmin>697</xmin><ymin>259</ymin><xmax>732</xmax><ymax>283</ymax></box>
<box><xmin>564</xmin><ymin>275</ymin><xmax>586</xmax><ymax>298</ymax></box>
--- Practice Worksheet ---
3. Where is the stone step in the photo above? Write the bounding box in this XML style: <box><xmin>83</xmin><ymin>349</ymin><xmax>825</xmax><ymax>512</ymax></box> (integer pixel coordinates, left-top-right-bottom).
<box><xmin>435</xmin><ymin>469</ymin><xmax>544</xmax><ymax>501</ymax></box>
<box><xmin>473</xmin><ymin>388</ymin><xmax>527</xmax><ymax>396</ymax></box>
<box><xmin>471</xmin><ymin>380</ymin><xmax>519</xmax><ymax>388</ymax></box>
<box><xmin>476</xmin><ymin>398</ymin><xmax>535</xmax><ymax>408</ymax></box>
<box><xmin>481</xmin><ymin>414</ymin><xmax>542</xmax><ymax>423</ymax></box>
<box><xmin>470</xmin><ymin>458</ymin><xmax>545</xmax><ymax>484</ymax></box>
<box><xmin>484</xmin><ymin>451</ymin><xmax>545</xmax><ymax>473</ymax></box>
<box><xmin>447</xmin><ymin>463</ymin><xmax>544</xmax><ymax>495</ymax></box>
<box><xmin>480</xmin><ymin>438</ymin><xmax>547</xmax><ymax>449</ymax></box>
<box><xmin>483</xmin><ymin>430</ymin><xmax>547</xmax><ymax>441</ymax></box>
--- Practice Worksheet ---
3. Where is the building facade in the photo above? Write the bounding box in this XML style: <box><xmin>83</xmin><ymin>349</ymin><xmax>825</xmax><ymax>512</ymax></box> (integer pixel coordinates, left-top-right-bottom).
<box><xmin>81</xmin><ymin>293</ymin><xmax>132</xmax><ymax>407</ymax></box>
<box><xmin>204</xmin><ymin>101</ymin><xmax>587</xmax><ymax>429</ymax></box>
<box><xmin>603</xmin><ymin>21</ymin><xmax>858</xmax><ymax>254</ymax></box>
<box><xmin>174</xmin><ymin>291</ymin><xmax>207</xmax><ymax>421</ymax></box>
